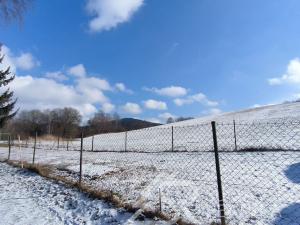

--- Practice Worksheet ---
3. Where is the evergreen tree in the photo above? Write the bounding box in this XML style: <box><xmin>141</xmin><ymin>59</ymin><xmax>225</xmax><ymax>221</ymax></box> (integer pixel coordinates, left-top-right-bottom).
<box><xmin>0</xmin><ymin>46</ymin><xmax>17</xmax><ymax>128</ymax></box>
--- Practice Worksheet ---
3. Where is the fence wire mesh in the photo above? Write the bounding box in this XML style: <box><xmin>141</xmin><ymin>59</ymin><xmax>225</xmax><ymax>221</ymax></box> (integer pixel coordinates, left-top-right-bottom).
<box><xmin>0</xmin><ymin>120</ymin><xmax>299</xmax><ymax>225</ymax></box>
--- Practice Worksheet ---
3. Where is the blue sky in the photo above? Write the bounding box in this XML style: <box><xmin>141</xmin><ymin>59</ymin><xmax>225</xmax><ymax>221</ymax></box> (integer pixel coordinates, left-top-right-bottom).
<box><xmin>1</xmin><ymin>0</ymin><xmax>300</xmax><ymax>123</ymax></box>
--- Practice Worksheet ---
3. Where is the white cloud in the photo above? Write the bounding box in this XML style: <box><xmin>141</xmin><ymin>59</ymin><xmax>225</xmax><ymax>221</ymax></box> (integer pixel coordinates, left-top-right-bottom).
<box><xmin>268</xmin><ymin>58</ymin><xmax>300</xmax><ymax>85</ymax></box>
<box><xmin>145</xmin><ymin>86</ymin><xmax>188</xmax><ymax>97</ymax></box>
<box><xmin>77</xmin><ymin>76</ymin><xmax>111</xmax><ymax>91</ymax></box>
<box><xmin>86</xmin><ymin>0</ymin><xmax>144</xmax><ymax>32</ymax></box>
<box><xmin>0</xmin><ymin>45</ymin><xmax>39</xmax><ymax>72</ymax></box>
<box><xmin>11</xmin><ymin>75</ymin><xmax>98</xmax><ymax>121</ymax></box>
<box><xmin>144</xmin><ymin>99</ymin><xmax>167</xmax><ymax>110</ymax></box>
<box><xmin>68</xmin><ymin>64</ymin><xmax>87</xmax><ymax>78</ymax></box>
<box><xmin>66</xmin><ymin>64</ymin><xmax>112</xmax><ymax>104</ymax></box>
<box><xmin>75</xmin><ymin>77</ymin><xmax>111</xmax><ymax>104</ymax></box>
<box><xmin>1</xmin><ymin>47</ymin><xmax>136</xmax><ymax>122</ymax></box>
<box><xmin>14</xmin><ymin>53</ymin><xmax>39</xmax><ymax>70</ymax></box>
<box><xmin>45</xmin><ymin>71</ymin><xmax>68</xmax><ymax>81</ymax></box>
<box><xmin>102</xmin><ymin>102</ymin><xmax>115</xmax><ymax>113</ymax></box>
<box><xmin>115</xmin><ymin>82</ymin><xmax>133</xmax><ymax>94</ymax></box>
<box><xmin>122</xmin><ymin>102</ymin><xmax>142</xmax><ymax>114</ymax></box>
<box><xmin>174</xmin><ymin>93</ymin><xmax>218</xmax><ymax>107</ymax></box>
<box><xmin>10</xmin><ymin>74</ymin><xmax>116</xmax><ymax>121</ymax></box>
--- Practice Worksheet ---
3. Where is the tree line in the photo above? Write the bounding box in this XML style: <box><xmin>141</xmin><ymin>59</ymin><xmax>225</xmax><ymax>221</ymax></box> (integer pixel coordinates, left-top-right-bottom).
<box><xmin>3</xmin><ymin>108</ymin><xmax>129</xmax><ymax>138</ymax></box>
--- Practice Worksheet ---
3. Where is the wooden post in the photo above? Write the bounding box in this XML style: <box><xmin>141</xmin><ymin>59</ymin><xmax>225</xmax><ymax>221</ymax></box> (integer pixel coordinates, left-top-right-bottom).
<box><xmin>57</xmin><ymin>136</ymin><xmax>60</xmax><ymax>150</ymax></box>
<box><xmin>211</xmin><ymin>121</ymin><xmax>226</xmax><ymax>225</ymax></box>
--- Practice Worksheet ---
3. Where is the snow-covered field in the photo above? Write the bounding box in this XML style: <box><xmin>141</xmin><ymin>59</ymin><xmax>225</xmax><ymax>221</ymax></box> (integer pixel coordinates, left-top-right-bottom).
<box><xmin>1</xmin><ymin>147</ymin><xmax>300</xmax><ymax>225</ymax></box>
<box><xmin>1</xmin><ymin>102</ymin><xmax>300</xmax><ymax>224</ymax></box>
<box><xmin>12</xmin><ymin>102</ymin><xmax>300</xmax><ymax>153</ymax></box>
<box><xmin>0</xmin><ymin>162</ymin><xmax>167</xmax><ymax>225</ymax></box>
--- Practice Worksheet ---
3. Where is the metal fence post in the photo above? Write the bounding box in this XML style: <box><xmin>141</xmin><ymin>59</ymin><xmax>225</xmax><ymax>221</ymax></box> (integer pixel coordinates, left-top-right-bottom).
<box><xmin>32</xmin><ymin>132</ymin><xmax>37</xmax><ymax>165</ymax></box>
<box><xmin>91</xmin><ymin>135</ymin><xmax>94</xmax><ymax>151</ymax></box>
<box><xmin>79</xmin><ymin>132</ymin><xmax>83</xmax><ymax>185</ymax></box>
<box><xmin>125</xmin><ymin>131</ymin><xmax>127</xmax><ymax>152</ymax></box>
<box><xmin>57</xmin><ymin>136</ymin><xmax>60</xmax><ymax>150</ymax></box>
<box><xmin>66</xmin><ymin>138</ymin><xmax>69</xmax><ymax>151</ymax></box>
<box><xmin>8</xmin><ymin>135</ymin><xmax>11</xmax><ymax>160</ymax></box>
<box><xmin>159</xmin><ymin>188</ymin><xmax>162</xmax><ymax>212</ymax></box>
<box><xmin>211</xmin><ymin>121</ymin><xmax>226</xmax><ymax>225</ymax></box>
<box><xmin>233</xmin><ymin>120</ymin><xmax>237</xmax><ymax>151</ymax></box>
<box><xmin>171</xmin><ymin>126</ymin><xmax>174</xmax><ymax>152</ymax></box>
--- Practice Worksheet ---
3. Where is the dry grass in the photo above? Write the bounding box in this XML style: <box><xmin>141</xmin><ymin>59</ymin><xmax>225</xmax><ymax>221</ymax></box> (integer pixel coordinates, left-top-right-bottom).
<box><xmin>3</xmin><ymin>160</ymin><xmax>187</xmax><ymax>224</ymax></box>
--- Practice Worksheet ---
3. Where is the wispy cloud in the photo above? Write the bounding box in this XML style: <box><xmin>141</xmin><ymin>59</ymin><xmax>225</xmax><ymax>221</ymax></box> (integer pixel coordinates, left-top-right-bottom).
<box><xmin>268</xmin><ymin>58</ymin><xmax>300</xmax><ymax>85</ymax></box>
<box><xmin>45</xmin><ymin>71</ymin><xmax>68</xmax><ymax>81</ymax></box>
<box><xmin>115</xmin><ymin>82</ymin><xmax>133</xmax><ymax>94</ymax></box>
<box><xmin>0</xmin><ymin>45</ymin><xmax>39</xmax><ymax>72</ymax></box>
<box><xmin>144</xmin><ymin>85</ymin><xmax>188</xmax><ymax>97</ymax></box>
<box><xmin>174</xmin><ymin>93</ymin><xmax>218</xmax><ymax>107</ymax></box>
<box><xmin>86</xmin><ymin>0</ymin><xmax>144</xmax><ymax>32</ymax></box>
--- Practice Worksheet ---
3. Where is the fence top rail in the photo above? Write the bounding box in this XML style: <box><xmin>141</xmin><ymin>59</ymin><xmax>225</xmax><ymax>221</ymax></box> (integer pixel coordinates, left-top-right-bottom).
<box><xmin>217</xmin><ymin>118</ymin><xmax>300</xmax><ymax>126</ymax></box>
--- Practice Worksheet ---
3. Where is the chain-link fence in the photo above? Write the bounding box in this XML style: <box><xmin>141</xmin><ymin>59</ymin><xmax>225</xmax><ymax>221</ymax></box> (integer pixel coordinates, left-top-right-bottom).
<box><xmin>0</xmin><ymin>120</ymin><xmax>299</xmax><ymax>225</ymax></box>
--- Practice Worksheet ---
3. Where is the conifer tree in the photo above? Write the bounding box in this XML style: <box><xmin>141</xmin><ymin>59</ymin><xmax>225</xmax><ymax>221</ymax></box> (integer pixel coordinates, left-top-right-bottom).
<box><xmin>0</xmin><ymin>46</ymin><xmax>17</xmax><ymax>127</ymax></box>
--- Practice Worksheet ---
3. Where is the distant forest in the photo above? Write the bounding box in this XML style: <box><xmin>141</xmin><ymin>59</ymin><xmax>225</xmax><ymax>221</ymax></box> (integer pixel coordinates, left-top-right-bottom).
<box><xmin>2</xmin><ymin>108</ymin><xmax>160</xmax><ymax>138</ymax></box>
<box><xmin>1</xmin><ymin>107</ymin><xmax>195</xmax><ymax>139</ymax></box>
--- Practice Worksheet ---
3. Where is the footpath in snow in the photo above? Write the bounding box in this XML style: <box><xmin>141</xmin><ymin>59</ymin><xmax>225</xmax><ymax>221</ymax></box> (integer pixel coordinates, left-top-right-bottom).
<box><xmin>0</xmin><ymin>163</ymin><xmax>166</xmax><ymax>225</ymax></box>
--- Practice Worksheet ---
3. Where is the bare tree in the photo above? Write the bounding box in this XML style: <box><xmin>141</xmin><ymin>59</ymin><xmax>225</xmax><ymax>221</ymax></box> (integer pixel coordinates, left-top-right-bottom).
<box><xmin>166</xmin><ymin>117</ymin><xmax>175</xmax><ymax>124</ymax></box>
<box><xmin>7</xmin><ymin>107</ymin><xmax>81</xmax><ymax>138</ymax></box>
<box><xmin>0</xmin><ymin>0</ymin><xmax>32</xmax><ymax>24</ymax></box>
<box><xmin>50</xmin><ymin>108</ymin><xmax>81</xmax><ymax>138</ymax></box>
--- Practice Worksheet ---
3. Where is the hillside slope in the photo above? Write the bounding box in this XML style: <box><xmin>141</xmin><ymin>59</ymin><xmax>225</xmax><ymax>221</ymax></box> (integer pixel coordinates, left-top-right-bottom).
<box><xmin>165</xmin><ymin>101</ymin><xmax>300</xmax><ymax>127</ymax></box>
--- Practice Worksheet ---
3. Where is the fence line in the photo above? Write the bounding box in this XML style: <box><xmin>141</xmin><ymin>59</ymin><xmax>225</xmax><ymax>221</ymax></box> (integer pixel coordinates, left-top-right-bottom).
<box><xmin>0</xmin><ymin>119</ymin><xmax>299</xmax><ymax>224</ymax></box>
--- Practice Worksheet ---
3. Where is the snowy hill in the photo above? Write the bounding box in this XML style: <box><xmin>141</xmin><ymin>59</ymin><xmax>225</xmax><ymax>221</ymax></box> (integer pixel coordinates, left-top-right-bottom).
<box><xmin>164</xmin><ymin>101</ymin><xmax>300</xmax><ymax>127</ymax></box>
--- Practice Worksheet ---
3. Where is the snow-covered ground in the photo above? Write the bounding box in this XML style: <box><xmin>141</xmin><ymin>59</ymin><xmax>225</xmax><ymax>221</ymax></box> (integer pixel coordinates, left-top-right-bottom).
<box><xmin>12</xmin><ymin>102</ymin><xmax>300</xmax><ymax>153</ymax></box>
<box><xmin>1</xmin><ymin>102</ymin><xmax>300</xmax><ymax>224</ymax></box>
<box><xmin>0</xmin><ymin>162</ymin><xmax>167</xmax><ymax>225</ymax></box>
<box><xmin>1</xmin><ymin>147</ymin><xmax>300</xmax><ymax>225</ymax></box>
